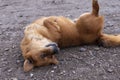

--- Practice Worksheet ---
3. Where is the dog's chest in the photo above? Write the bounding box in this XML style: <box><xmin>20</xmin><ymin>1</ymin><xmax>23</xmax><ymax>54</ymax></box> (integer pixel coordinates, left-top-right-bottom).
<box><xmin>32</xmin><ymin>38</ymin><xmax>51</xmax><ymax>48</ymax></box>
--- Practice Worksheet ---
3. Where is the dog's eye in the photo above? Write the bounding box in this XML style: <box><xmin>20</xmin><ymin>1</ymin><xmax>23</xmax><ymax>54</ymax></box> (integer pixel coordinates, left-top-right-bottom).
<box><xmin>40</xmin><ymin>53</ymin><xmax>52</xmax><ymax>59</ymax></box>
<box><xmin>40</xmin><ymin>53</ymin><xmax>48</xmax><ymax>59</ymax></box>
<box><xmin>28</xmin><ymin>58</ymin><xmax>34</xmax><ymax>64</ymax></box>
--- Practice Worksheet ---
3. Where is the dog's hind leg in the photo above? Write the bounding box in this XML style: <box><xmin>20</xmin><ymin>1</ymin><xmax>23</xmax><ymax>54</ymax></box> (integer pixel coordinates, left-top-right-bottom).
<box><xmin>98</xmin><ymin>34</ymin><xmax>120</xmax><ymax>47</ymax></box>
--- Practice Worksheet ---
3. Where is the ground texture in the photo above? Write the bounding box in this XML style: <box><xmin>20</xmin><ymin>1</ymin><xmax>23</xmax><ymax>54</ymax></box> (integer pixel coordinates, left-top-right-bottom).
<box><xmin>0</xmin><ymin>0</ymin><xmax>120</xmax><ymax>80</ymax></box>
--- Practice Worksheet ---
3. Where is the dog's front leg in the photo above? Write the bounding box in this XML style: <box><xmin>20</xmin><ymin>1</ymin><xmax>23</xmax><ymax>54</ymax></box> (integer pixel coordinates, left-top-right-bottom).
<box><xmin>43</xmin><ymin>19</ymin><xmax>60</xmax><ymax>32</ymax></box>
<box><xmin>99</xmin><ymin>34</ymin><xmax>120</xmax><ymax>47</ymax></box>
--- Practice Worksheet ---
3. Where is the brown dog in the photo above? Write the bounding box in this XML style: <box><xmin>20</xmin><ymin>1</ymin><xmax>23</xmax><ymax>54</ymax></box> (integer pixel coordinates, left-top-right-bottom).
<box><xmin>20</xmin><ymin>0</ymin><xmax>120</xmax><ymax>72</ymax></box>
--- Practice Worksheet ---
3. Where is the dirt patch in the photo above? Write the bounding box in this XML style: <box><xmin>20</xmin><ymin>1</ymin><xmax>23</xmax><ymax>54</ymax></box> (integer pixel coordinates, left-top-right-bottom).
<box><xmin>0</xmin><ymin>0</ymin><xmax>120</xmax><ymax>80</ymax></box>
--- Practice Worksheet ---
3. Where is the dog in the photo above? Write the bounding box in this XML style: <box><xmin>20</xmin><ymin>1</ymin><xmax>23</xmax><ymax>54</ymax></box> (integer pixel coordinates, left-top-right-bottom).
<box><xmin>20</xmin><ymin>0</ymin><xmax>120</xmax><ymax>72</ymax></box>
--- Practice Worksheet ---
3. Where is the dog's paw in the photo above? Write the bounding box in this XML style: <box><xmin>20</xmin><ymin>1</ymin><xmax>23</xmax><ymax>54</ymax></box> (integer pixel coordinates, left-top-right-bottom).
<box><xmin>51</xmin><ymin>56</ymin><xmax>59</xmax><ymax>65</ymax></box>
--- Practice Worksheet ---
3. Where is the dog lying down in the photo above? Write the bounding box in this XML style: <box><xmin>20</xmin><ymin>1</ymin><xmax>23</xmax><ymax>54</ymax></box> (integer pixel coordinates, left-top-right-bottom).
<box><xmin>20</xmin><ymin>0</ymin><xmax>120</xmax><ymax>72</ymax></box>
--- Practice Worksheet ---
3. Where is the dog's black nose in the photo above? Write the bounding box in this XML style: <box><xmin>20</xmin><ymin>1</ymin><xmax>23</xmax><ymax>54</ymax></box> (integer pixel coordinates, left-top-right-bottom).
<box><xmin>46</xmin><ymin>43</ymin><xmax>60</xmax><ymax>54</ymax></box>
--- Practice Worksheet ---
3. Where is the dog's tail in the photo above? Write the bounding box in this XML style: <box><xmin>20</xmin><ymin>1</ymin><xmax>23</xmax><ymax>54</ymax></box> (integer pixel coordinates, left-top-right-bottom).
<box><xmin>92</xmin><ymin>0</ymin><xmax>99</xmax><ymax>16</ymax></box>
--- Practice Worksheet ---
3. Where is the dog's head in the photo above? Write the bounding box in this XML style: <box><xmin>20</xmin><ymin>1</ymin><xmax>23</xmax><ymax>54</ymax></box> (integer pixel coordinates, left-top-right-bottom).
<box><xmin>23</xmin><ymin>43</ymin><xmax>59</xmax><ymax>72</ymax></box>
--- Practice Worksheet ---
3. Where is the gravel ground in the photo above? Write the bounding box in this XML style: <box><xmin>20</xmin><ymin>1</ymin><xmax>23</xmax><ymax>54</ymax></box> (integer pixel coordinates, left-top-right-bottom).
<box><xmin>0</xmin><ymin>0</ymin><xmax>120</xmax><ymax>80</ymax></box>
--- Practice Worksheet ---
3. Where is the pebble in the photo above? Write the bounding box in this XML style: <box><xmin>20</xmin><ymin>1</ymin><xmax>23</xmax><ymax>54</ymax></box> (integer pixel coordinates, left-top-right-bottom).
<box><xmin>4</xmin><ymin>48</ymin><xmax>9</xmax><ymax>51</ymax></box>
<box><xmin>2</xmin><ymin>61</ymin><xmax>8</xmax><ymax>66</ymax></box>
<box><xmin>11</xmin><ymin>77</ymin><xmax>18</xmax><ymax>80</ymax></box>
<box><xmin>72</xmin><ymin>71</ymin><xmax>76</xmax><ymax>74</ymax></box>
<box><xmin>8</xmin><ymin>68</ymin><xmax>13</xmax><ymax>72</ymax></box>
<box><xmin>113</xmin><ymin>15</ymin><xmax>116</xmax><ymax>17</ymax></box>
<box><xmin>3</xmin><ymin>52</ymin><xmax>8</xmax><ymax>56</ymax></box>
<box><xmin>1</xmin><ymin>58</ymin><xmax>7</xmax><ymax>61</ymax></box>
<box><xmin>80</xmin><ymin>75</ymin><xmax>83</xmax><ymax>77</ymax></box>
<box><xmin>30</xmin><ymin>73</ymin><xmax>34</xmax><ymax>78</ymax></box>
<box><xmin>66</xmin><ymin>14</ymin><xmax>72</xmax><ymax>17</ymax></box>
<box><xmin>107</xmin><ymin>68</ymin><xmax>113</xmax><ymax>73</ymax></box>
<box><xmin>91</xmin><ymin>63</ymin><xmax>95</xmax><ymax>66</ymax></box>
<box><xmin>94</xmin><ymin>47</ymin><xmax>100</xmax><ymax>51</ymax></box>
<box><xmin>108</xmin><ymin>59</ymin><xmax>113</xmax><ymax>62</ymax></box>
<box><xmin>79</xmin><ymin>48</ymin><xmax>86</xmax><ymax>52</ymax></box>
<box><xmin>112</xmin><ymin>54</ymin><xmax>117</xmax><ymax>57</ymax></box>
<box><xmin>89</xmin><ymin>50</ymin><xmax>93</xmax><ymax>55</ymax></box>
<box><xmin>103</xmin><ymin>75</ymin><xmax>108</xmax><ymax>79</ymax></box>
<box><xmin>51</xmin><ymin>70</ymin><xmax>54</xmax><ymax>73</ymax></box>
<box><xmin>12</xmin><ymin>45</ymin><xmax>15</xmax><ymax>49</ymax></box>
<box><xmin>53</xmin><ymin>66</ymin><xmax>57</xmax><ymax>69</ymax></box>
<box><xmin>60</xmin><ymin>70</ymin><xmax>66</xmax><ymax>75</ymax></box>
<box><xmin>16</xmin><ymin>60</ymin><xmax>21</xmax><ymax>63</ymax></box>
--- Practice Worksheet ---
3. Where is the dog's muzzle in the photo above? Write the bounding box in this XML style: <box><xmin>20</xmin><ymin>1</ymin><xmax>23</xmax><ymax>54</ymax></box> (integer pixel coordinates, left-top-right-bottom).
<box><xmin>46</xmin><ymin>43</ymin><xmax>59</xmax><ymax>54</ymax></box>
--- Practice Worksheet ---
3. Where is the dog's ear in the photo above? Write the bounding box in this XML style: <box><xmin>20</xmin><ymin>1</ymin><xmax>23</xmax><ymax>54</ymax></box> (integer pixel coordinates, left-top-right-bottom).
<box><xmin>23</xmin><ymin>59</ymin><xmax>34</xmax><ymax>72</ymax></box>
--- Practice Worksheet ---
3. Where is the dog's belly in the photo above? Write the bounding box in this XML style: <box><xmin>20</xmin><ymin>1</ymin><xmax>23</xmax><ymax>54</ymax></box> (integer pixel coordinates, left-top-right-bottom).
<box><xmin>50</xmin><ymin>17</ymin><xmax>81</xmax><ymax>47</ymax></box>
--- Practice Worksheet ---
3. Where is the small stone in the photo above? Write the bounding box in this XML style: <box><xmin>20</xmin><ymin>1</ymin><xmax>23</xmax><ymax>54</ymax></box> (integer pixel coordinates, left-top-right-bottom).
<box><xmin>51</xmin><ymin>70</ymin><xmax>54</xmax><ymax>73</ymax></box>
<box><xmin>8</xmin><ymin>68</ymin><xmax>13</xmax><ymax>72</ymax></box>
<box><xmin>80</xmin><ymin>75</ymin><xmax>83</xmax><ymax>77</ymax></box>
<box><xmin>12</xmin><ymin>45</ymin><xmax>15</xmax><ymax>49</ymax></box>
<box><xmin>53</xmin><ymin>66</ymin><xmax>57</xmax><ymax>69</ymax></box>
<box><xmin>72</xmin><ymin>71</ymin><xmax>75</xmax><ymax>74</ymax></box>
<box><xmin>103</xmin><ymin>75</ymin><xmax>108</xmax><ymax>79</ymax></box>
<box><xmin>91</xmin><ymin>63</ymin><xmax>94</xmax><ymax>66</ymax></box>
<box><xmin>94</xmin><ymin>47</ymin><xmax>99</xmax><ymax>51</ymax></box>
<box><xmin>79</xmin><ymin>48</ymin><xmax>86</xmax><ymax>52</ymax></box>
<box><xmin>113</xmin><ymin>15</ymin><xmax>116</xmax><ymax>17</ymax></box>
<box><xmin>5</xmin><ymin>48</ymin><xmax>9</xmax><ymax>51</ymax></box>
<box><xmin>112</xmin><ymin>54</ymin><xmax>117</xmax><ymax>57</ymax></box>
<box><xmin>108</xmin><ymin>59</ymin><xmax>113</xmax><ymax>62</ymax></box>
<box><xmin>60</xmin><ymin>70</ymin><xmax>66</xmax><ymax>75</ymax></box>
<box><xmin>2</xmin><ymin>61</ymin><xmax>8</xmax><ymax>66</ymax></box>
<box><xmin>66</xmin><ymin>14</ymin><xmax>72</xmax><ymax>18</ymax></box>
<box><xmin>107</xmin><ymin>68</ymin><xmax>113</xmax><ymax>73</ymax></box>
<box><xmin>89</xmin><ymin>50</ymin><xmax>93</xmax><ymax>55</ymax></box>
<box><xmin>30</xmin><ymin>73</ymin><xmax>34</xmax><ymax>78</ymax></box>
<box><xmin>11</xmin><ymin>77</ymin><xmax>18</xmax><ymax>80</ymax></box>
<box><xmin>3</xmin><ymin>52</ymin><xmax>8</xmax><ymax>56</ymax></box>
<box><xmin>16</xmin><ymin>60</ymin><xmax>20</xmax><ymax>63</ymax></box>
<box><xmin>1</xmin><ymin>58</ymin><xmax>7</xmax><ymax>61</ymax></box>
